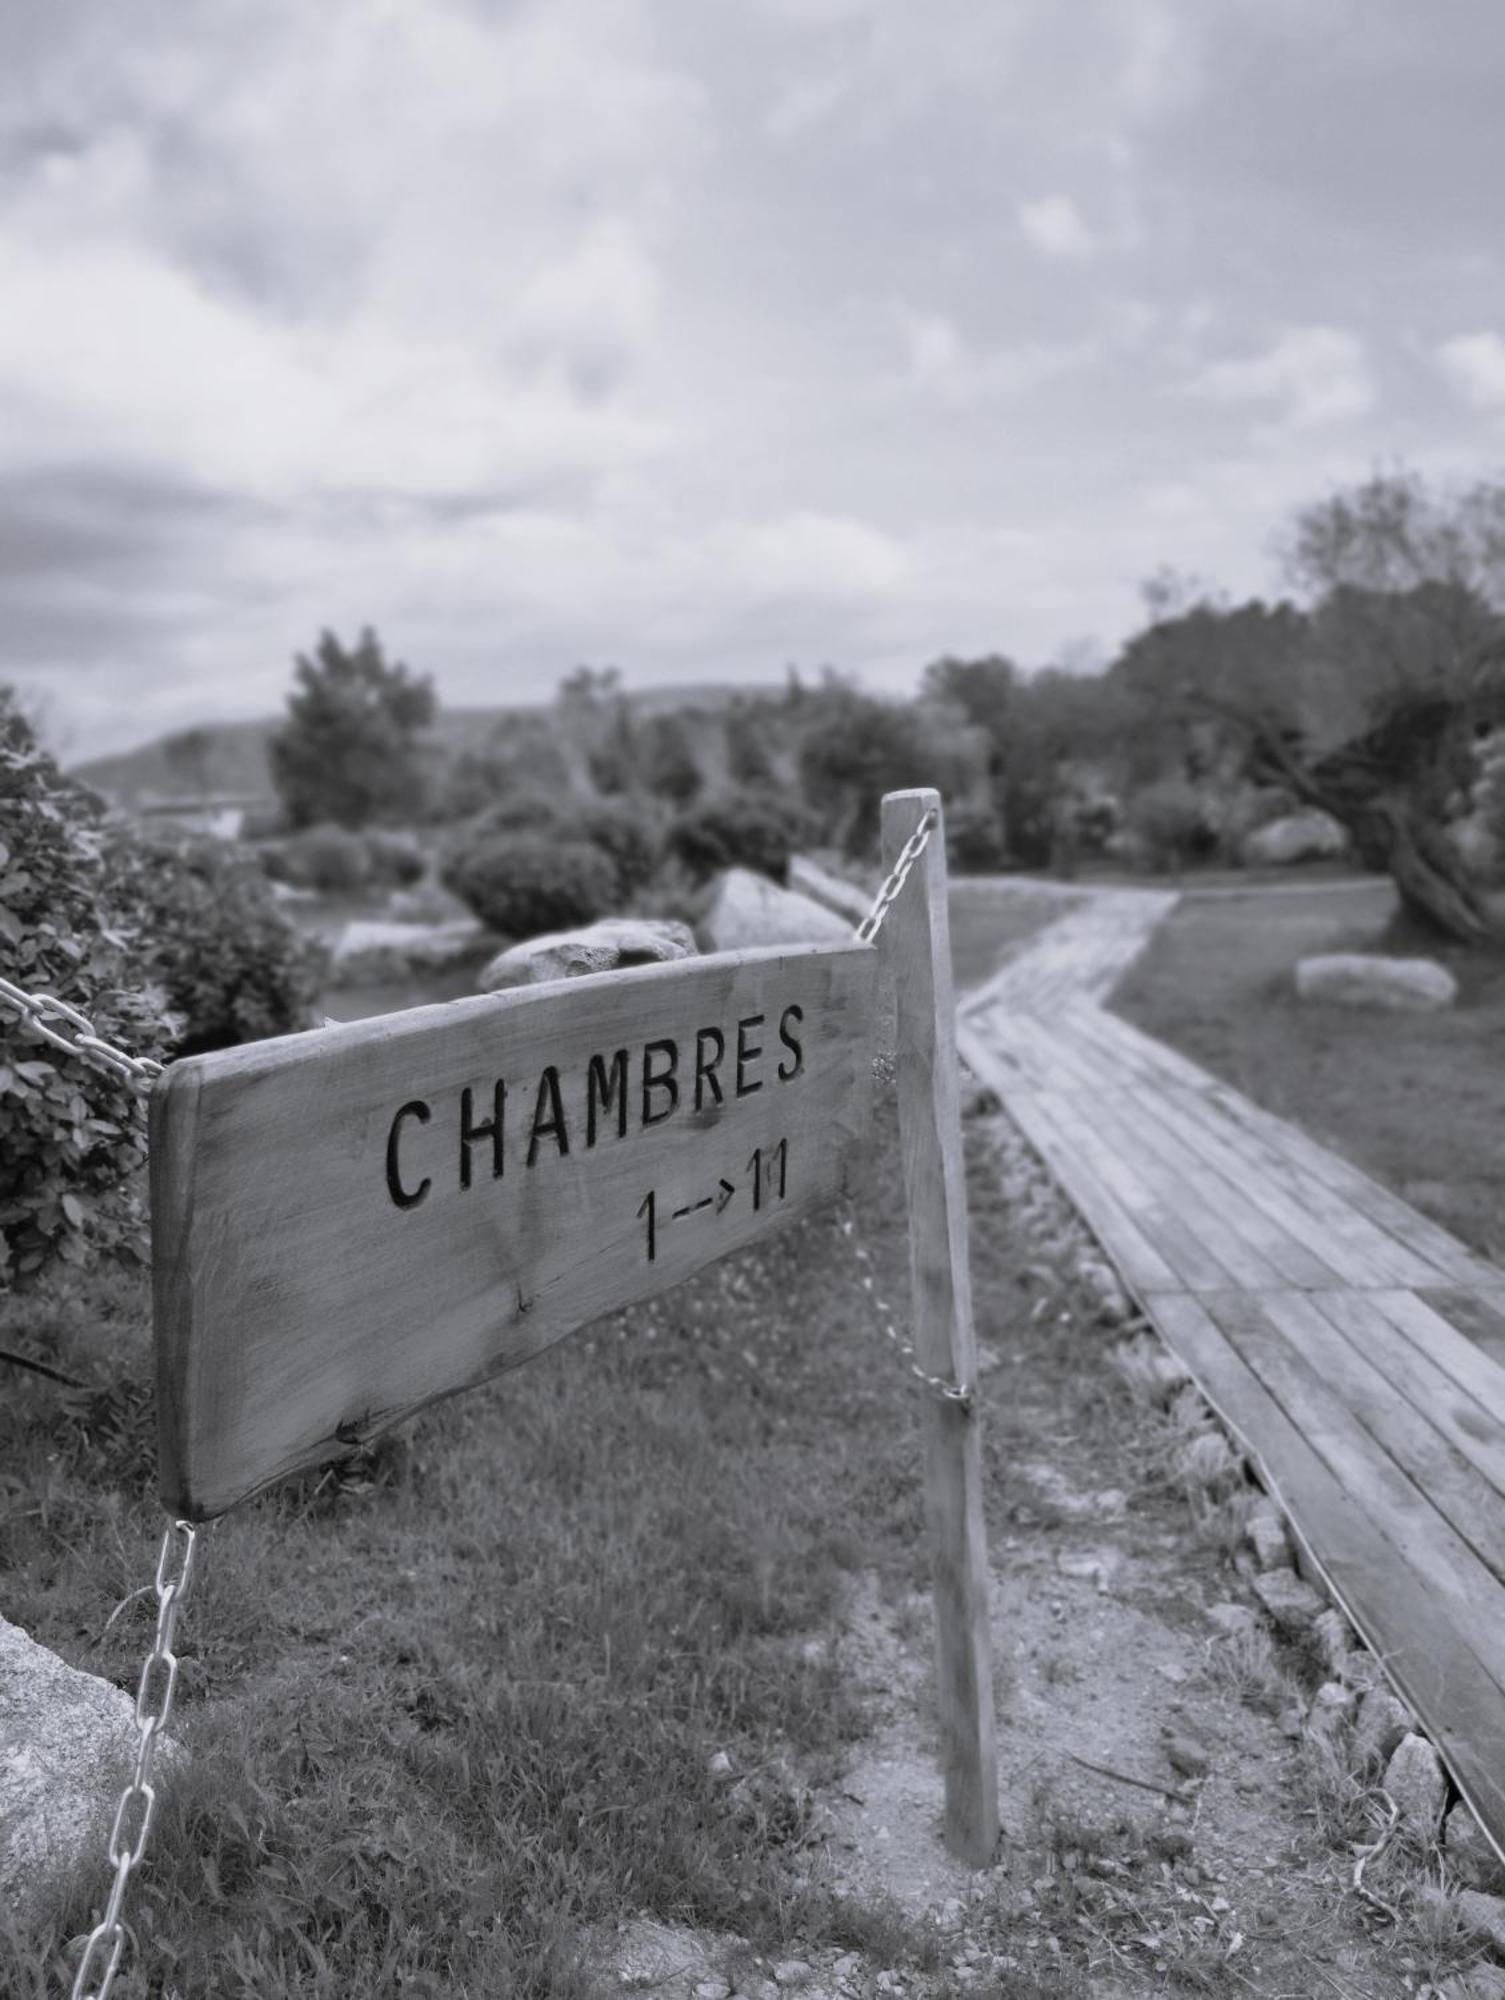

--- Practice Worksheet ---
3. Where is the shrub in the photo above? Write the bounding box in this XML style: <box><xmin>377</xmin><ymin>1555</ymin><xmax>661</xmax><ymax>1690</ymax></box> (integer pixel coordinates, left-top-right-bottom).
<box><xmin>944</xmin><ymin>799</ymin><xmax>1010</xmax><ymax>874</ymax></box>
<box><xmin>264</xmin><ymin>821</ymin><xmax>373</xmax><ymax>893</ymax></box>
<box><xmin>441</xmin><ymin>833</ymin><xmax>618</xmax><ymax>938</ymax></box>
<box><xmin>122</xmin><ymin>833</ymin><xmax>327</xmax><ymax>1057</ymax></box>
<box><xmin>665</xmin><ymin>790</ymin><xmax>816</xmax><ymax>884</ymax></box>
<box><xmin>572</xmin><ymin>799</ymin><xmax>662</xmax><ymax>895</ymax></box>
<box><xmin>0</xmin><ymin>698</ymin><xmax>173</xmax><ymax>1285</ymax></box>
<box><xmin>1121</xmin><ymin>776</ymin><xmax>1218</xmax><ymax>874</ymax></box>
<box><xmin>363</xmin><ymin>828</ymin><xmax>426</xmax><ymax>888</ymax></box>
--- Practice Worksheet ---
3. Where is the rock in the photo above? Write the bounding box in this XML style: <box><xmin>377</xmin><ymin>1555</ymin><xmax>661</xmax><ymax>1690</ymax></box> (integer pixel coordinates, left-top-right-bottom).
<box><xmin>1452</xmin><ymin>1966</ymin><xmax>1505</xmax><ymax>2000</ymax></box>
<box><xmin>773</xmin><ymin>1962</ymin><xmax>812</xmax><ymax>1987</ymax></box>
<box><xmin>695</xmin><ymin>1984</ymin><xmax>732</xmax><ymax>2000</ymax></box>
<box><xmin>1383</xmin><ymin>1733</ymin><xmax>1446</xmax><ymax>1831</ymax></box>
<box><xmin>1242</xmin><ymin>810</ymin><xmax>1348</xmax><ymax>867</ymax></box>
<box><xmin>1304</xmin><ymin>1681</ymin><xmax>1356</xmax><ymax>1742</ymax></box>
<box><xmin>1459</xmin><ymin>1889</ymin><xmax>1505</xmax><ymax>1954</ymax></box>
<box><xmin>329</xmin><ymin>918</ymin><xmax>484</xmax><ymax>986</ymax></box>
<box><xmin>479</xmin><ymin>918</ymin><xmax>697</xmax><ymax>993</ymax></box>
<box><xmin>1164</xmin><ymin>1733</ymin><xmax>1210</xmax><ymax>1779</ymax></box>
<box><xmin>0</xmin><ymin>1615</ymin><xmax>179</xmax><ymax>1909</ymax></box>
<box><xmin>1446</xmin><ymin>1802</ymin><xmax>1505</xmax><ymax>1893</ymax></box>
<box><xmin>386</xmin><ymin>878</ymin><xmax>471</xmax><ymax>925</ymax></box>
<box><xmin>707</xmin><ymin>1750</ymin><xmax>734</xmax><ymax>1781</ymax></box>
<box><xmin>1353</xmin><ymin>1687</ymin><xmax>1416</xmax><ymax>1765</ymax></box>
<box><xmin>1206</xmin><ymin>1601</ymin><xmax>1258</xmax><ymax>1639</ymax></box>
<box><xmin>1311</xmin><ymin>1608</ymin><xmax>1354</xmax><ymax>1678</ymax></box>
<box><xmin>1294</xmin><ymin>953</ymin><xmax>1458</xmax><ymax>1013</ymax></box>
<box><xmin>702</xmin><ymin>869</ymin><xmax>853</xmax><ymax>952</ymax></box>
<box><xmin>1252</xmin><ymin>1566</ymin><xmax>1325</xmax><ymax>1632</ymax></box>
<box><xmin>1246</xmin><ymin>1504</ymin><xmax>1291</xmax><ymax>1572</ymax></box>
<box><xmin>1076</xmin><ymin>1257</ymin><xmax>1133</xmax><ymax>1325</ymax></box>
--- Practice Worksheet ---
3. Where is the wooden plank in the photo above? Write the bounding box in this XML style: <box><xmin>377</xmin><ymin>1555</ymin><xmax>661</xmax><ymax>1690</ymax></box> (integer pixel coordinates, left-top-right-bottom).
<box><xmin>152</xmin><ymin>943</ymin><xmax>876</xmax><ymax>1519</ymax></box>
<box><xmin>881</xmin><ymin>789</ymin><xmax>999</xmax><ymax>1867</ymax></box>
<box><xmin>1076</xmin><ymin>1091</ymin><xmax>1292</xmax><ymax>1293</ymax></box>
<box><xmin>995</xmin><ymin>1086</ymin><xmax>1180</xmax><ymax>1296</ymax></box>
<box><xmin>1118</xmin><ymin>1085</ymin><xmax>1350</xmax><ymax>1289</ymax></box>
<box><xmin>1204</xmin><ymin>1290</ymin><xmax>1505</xmax><ymax>1667</ymax></box>
<box><xmin>1039</xmin><ymin>1087</ymin><xmax>1239</xmax><ymax>1295</ymax></box>
<box><xmin>1422</xmin><ymin>1289</ymin><xmax>1505</xmax><ymax>1371</ymax></box>
<box><xmin>1361</xmin><ymin>1290</ymin><xmax>1505</xmax><ymax>1439</ymax></box>
<box><xmin>1148</xmin><ymin>1291</ymin><xmax>1505</xmax><ymax>1852</ymax></box>
<box><xmin>1258</xmin><ymin>1290</ymin><xmax>1505</xmax><ymax>1581</ymax></box>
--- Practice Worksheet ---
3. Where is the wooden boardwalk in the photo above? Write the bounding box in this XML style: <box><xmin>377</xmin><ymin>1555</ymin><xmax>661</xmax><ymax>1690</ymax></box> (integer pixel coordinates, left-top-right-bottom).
<box><xmin>955</xmin><ymin>885</ymin><xmax>1505</xmax><ymax>1857</ymax></box>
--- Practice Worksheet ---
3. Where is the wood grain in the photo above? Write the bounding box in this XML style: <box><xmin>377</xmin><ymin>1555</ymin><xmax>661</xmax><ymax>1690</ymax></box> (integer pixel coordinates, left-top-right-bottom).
<box><xmin>882</xmin><ymin>789</ymin><xmax>999</xmax><ymax>1868</ymax></box>
<box><xmin>152</xmin><ymin>943</ymin><xmax>876</xmax><ymax>1519</ymax></box>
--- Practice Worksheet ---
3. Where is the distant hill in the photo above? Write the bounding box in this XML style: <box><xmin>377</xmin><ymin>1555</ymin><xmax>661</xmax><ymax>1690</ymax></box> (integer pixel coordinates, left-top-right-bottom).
<box><xmin>71</xmin><ymin>682</ymin><xmax>772</xmax><ymax>807</ymax></box>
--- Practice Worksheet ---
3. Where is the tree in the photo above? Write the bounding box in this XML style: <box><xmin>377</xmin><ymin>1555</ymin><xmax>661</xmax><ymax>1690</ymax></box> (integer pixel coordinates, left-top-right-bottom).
<box><xmin>1126</xmin><ymin>471</ymin><xmax>1505</xmax><ymax>940</ymax></box>
<box><xmin>639</xmin><ymin>712</ymin><xmax>703</xmax><ymax>806</ymax></box>
<box><xmin>796</xmin><ymin>680</ymin><xmax>974</xmax><ymax>857</ymax></box>
<box><xmin>270</xmin><ymin>628</ymin><xmax>436</xmax><ymax>829</ymax></box>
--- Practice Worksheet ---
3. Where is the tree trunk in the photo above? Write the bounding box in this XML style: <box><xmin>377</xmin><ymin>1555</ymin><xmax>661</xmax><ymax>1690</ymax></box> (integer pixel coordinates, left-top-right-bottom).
<box><xmin>1347</xmin><ymin>798</ymin><xmax>1492</xmax><ymax>944</ymax></box>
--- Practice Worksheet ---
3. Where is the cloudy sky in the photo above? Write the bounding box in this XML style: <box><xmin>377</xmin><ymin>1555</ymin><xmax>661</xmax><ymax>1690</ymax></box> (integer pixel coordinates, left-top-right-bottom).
<box><xmin>6</xmin><ymin>0</ymin><xmax>1505</xmax><ymax>759</ymax></box>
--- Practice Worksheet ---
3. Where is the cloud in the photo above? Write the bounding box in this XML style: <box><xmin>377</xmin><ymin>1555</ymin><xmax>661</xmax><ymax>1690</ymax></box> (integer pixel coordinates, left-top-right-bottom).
<box><xmin>1017</xmin><ymin>193</ymin><xmax>1099</xmax><ymax>262</ymax></box>
<box><xmin>897</xmin><ymin>309</ymin><xmax>1099</xmax><ymax>404</ymax></box>
<box><xmin>1185</xmin><ymin>326</ymin><xmax>1375</xmax><ymax>429</ymax></box>
<box><xmin>1436</xmin><ymin>332</ymin><xmax>1505</xmax><ymax>411</ymax></box>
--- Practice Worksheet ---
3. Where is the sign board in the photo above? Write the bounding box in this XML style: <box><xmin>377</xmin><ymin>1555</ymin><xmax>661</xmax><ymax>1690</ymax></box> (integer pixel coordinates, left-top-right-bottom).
<box><xmin>151</xmin><ymin>942</ymin><xmax>876</xmax><ymax>1519</ymax></box>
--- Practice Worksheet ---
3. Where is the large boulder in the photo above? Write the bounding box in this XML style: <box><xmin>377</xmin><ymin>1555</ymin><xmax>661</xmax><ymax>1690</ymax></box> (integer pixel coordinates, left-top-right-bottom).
<box><xmin>329</xmin><ymin>918</ymin><xmax>486</xmax><ymax>986</ymax></box>
<box><xmin>1295</xmin><ymin>953</ymin><xmax>1458</xmax><ymax>1012</ymax></box>
<box><xmin>1243</xmin><ymin>811</ymin><xmax>1349</xmax><ymax>867</ymax></box>
<box><xmin>478</xmin><ymin>917</ymin><xmax>697</xmax><ymax>992</ymax></box>
<box><xmin>703</xmin><ymin>869</ymin><xmax>854</xmax><ymax>952</ymax></box>
<box><xmin>1</xmin><ymin>1615</ymin><xmax>177</xmax><ymax>1909</ymax></box>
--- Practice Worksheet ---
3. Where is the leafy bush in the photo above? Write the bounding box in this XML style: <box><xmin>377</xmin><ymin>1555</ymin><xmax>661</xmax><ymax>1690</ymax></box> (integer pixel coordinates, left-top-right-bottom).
<box><xmin>1121</xmin><ymin>776</ymin><xmax>1218</xmax><ymax>874</ymax></box>
<box><xmin>263</xmin><ymin>821</ymin><xmax>373</xmax><ymax>893</ymax></box>
<box><xmin>571</xmin><ymin>800</ymin><xmax>662</xmax><ymax>895</ymax></box>
<box><xmin>944</xmin><ymin>799</ymin><xmax>1010</xmax><ymax>874</ymax></box>
<box><xmin>122</xmin><ymin>833</ymin><xmax>327</xmax><ymax>1057</ymax></box>
<box><xmin>441</xmin><ymin>833</ymin><xmax>618</xmax><ymax>937</ymax></box>
<box><xmin>665</xmin><ymin>790</ymin><xmax>816</xmax><ymax>884</ymax></box>
<box><xmin>363</xmin><ymin>828</ymin><xmax>426</xmax><ymax>888</ymax></box>
<box><xmin>0</xmin><ymin>698</ymin><xmax>173</xmax><ymax>1285</ymax></box>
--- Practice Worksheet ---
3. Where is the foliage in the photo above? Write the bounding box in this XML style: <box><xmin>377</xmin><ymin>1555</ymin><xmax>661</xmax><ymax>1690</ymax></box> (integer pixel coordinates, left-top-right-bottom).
<box><xmin>795</xmin><ymin>681</ymin><xmax>973</xmax><ymax>858</ymax></box>
<box><xmin>363</xmin><ymin>828</ymin><xmax>427</xmax><ymax>888</ymax></box>
<box><xmin>639</xmin><ymin>711</ymin><xmax>703</xmax><ymax>805</ymax></box>
<box><xmin>666</xmin><ymin>789</ymin><xmax>815</xmax><ymax>884</ymax></box>
<box><xmin>270</xmin><ymin>628</ymin><xmax>436</xmax><ymax>830</ymax></box>
<box><xmin>572</xmin><ymin>798</ymin><xmax>663</xmax><ymax>895</ymax></box>
<box><xmin>441</xmin><ymin>832</ymin><xmax>618</xmax><ymax>937</ymax></box>
<box><xmin>943</xmin><ymin>798</ymin><xmax>1011</xmax><ymax>874</ymax></box>
<box><xmin>122</xmin><ymin>832</ymin><xmax>326</xmax><ymax>1057</ymax></box>
<box><xmin>1119</xmin><ymin>776</ymin><xmax>1217</xmax><ymax>874</ymax></box>
<box><xmin>263</xmin><ymin>821</ymin><xmax>373</xmax><ymax>892</ymax></box>
<box><xmin>441</xmin><ymin>717</ymin><xmax>575</xmax><ymax>821</ymax></box>
<box><xmin>723</xmin><ymin>703</ymin><xmax>777</xmax><ymax>787</ymax></box>
<box><xmin>0</xmin><ymin>696</ymin><xmax>173</xmax><ymax>1285</ymax></box>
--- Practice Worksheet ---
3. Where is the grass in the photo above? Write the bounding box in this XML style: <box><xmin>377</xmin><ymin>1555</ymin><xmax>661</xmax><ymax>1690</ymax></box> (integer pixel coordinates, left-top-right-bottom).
<box><xmin>0</xmin><ymin>1083</ymin><xmax>1051</xmax><ymax>2000</ymax></box>
<box><xmin>947</xmin><ymin>880</ymin><xmax>1077</xmax><ymax>993</ymax></box>
<box><xmin>1112</xmin><ymin>879</ymin><xmax>1505</xmax><ymax>1261</ymax></box>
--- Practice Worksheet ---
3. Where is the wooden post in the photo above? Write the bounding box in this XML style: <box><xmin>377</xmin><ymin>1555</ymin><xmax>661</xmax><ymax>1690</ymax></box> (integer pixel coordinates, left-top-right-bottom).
<box><xmin>880</xmin><ymin>787</ymin><xmax>1000</xmax><ymax>1867</ymax></box>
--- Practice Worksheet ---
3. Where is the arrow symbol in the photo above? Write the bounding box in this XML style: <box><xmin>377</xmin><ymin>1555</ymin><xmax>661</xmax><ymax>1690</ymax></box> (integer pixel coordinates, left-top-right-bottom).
<box><xmin>715</xmin><ymin>1177</ymin><xmax>736</xmax><ymax>1214</ymax></box>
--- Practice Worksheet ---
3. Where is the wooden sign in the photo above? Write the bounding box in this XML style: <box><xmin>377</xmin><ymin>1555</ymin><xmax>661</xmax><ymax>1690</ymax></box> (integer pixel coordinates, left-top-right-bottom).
<box><xmin>151</xmin><ymin>942</ymin><xmax>876</xmax><ymax>1519</ymax></box>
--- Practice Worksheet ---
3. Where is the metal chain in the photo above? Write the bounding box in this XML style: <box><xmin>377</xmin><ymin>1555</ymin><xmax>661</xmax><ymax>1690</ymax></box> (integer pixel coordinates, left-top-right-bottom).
<box><xmin>70</xmin><ymin>1520</ymin><xmax>198</xmax><ymax>2000</ymax></box>
<box><xmin>854</xmin><ymin>807</ymin><xmax>939</xmax><ymax>945</ymax></box>
<box><xmin>837</xmin><ymin>1209</ymin><xmax>973</xmax><ymax>1409</ymax></box>
<box><xmin>0</xmin><ymin>975</ymin><xmax>165</xmax><ymax>1086</ymax></box>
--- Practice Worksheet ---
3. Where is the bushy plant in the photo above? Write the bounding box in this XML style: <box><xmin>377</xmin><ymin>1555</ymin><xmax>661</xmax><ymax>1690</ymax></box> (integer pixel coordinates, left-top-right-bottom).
<box><xmin>0</xmin><ymin>698</ymin><xmax>173</xmax><ymax>1284</ymax></box>
<box><xmin>665</xmin><ymin>790</ymin><xmax>816</xmax><ymax>884</ymax></box>
<box><xmin>122</xmin><ymin>833</ymin><xmax>327</xmax><ymax>1057</ymax></box>
<box><xmin>262</xmin><ymin>821</ymin><xmax>373</xmax><ymax>893</ymax></box>
<box><xmin>571</xmin><ymin>799</ymin><xmax>662</xmax><ymax>895</ymax></box>
<box><xmin>1121</xmin><ymin>776</ymin><xmax>1218</xmax><ymax>874</ymax></box>
<box><xmin>363</xmin><ymin>828</ymin><xmax>426</xmax><ymax>888</ymax></box>
<box><xmin>944</xmin><ymin>799</ymin><xmax>1010</xmax><ymax>874</ymax></box>
<box><xmin>441</xmin><ymin>833</ymin><xmax>618</xmax><ymax>937</ymax></box>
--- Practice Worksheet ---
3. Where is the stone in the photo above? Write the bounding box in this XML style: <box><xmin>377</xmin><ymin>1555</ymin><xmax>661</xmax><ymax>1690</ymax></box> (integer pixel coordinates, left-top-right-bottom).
<box><xmin>1206</xmin><ymin>1601</ymin><xmax>1258</xmax><ymax>1639</ymax></box>
<box><xmin>1252</xmin><ymin>1566</ymin><xmax>1325</xmax><ymax>1632</ymax></box>
<box><xmin>1446</xmin><ymin>1801</ymin><xmax>1505</xmax><ymax>1893</ymax></box>
<box><xmin>695</xmin><ymin>1984</ymin><xmax>733</xmax><ymax>2000</ymax></box>
<box><xmin>1164</xmin><ymin>1732</ymin><xmax>1210</xmax><ymax>1779</ymax></box>
<box><xmin>707</xmin><ymin>1750</ymin><xmax>734</xmax><ymax>1781</ymax></box>
<box><xmin>1304</xmin><ymin>1681</ymin><xmax>1356</xmax><ymax>1742</ymax></box>
<box><xmin>1294</xmin><ymin>953</ymin><xmax>1458</xmax><ymax>1013</ymax></box>
<box><xmin>1246</xmin><ymin>1504</ymin><xmax>1291</xmax><ymax>1572</ymax></box>
<box><xmin>1353</xmin><ymin>1687</ymin><xmax>1416</xmax><ymax>1765</ymax></box>
<box><xmin>1455</xmin><ymin>1967</ymin><xmax>1505</xmax><ymax>2000</ymax></box>
<box><xmin>386</xmin><ymin>878</ymin><xmax>471</xmax><ymax>925</ymax></box>
<box><xmin>0</xmin><ymin>1615</ymin><xmax>178</xmax><ymax>1909</ymax></box>
<box><xmin>479</xmin><ymin>917</ymin><xmax>697</xmax><ymax>993</ymax></box>
<box><xmin>1311</xmin><ymin>1608</ymin><xmax>1354</xmax><ymax>1677</ymax></box>
<box><xmin>773</xmin><ymin>1962</ymin><xmax>812</xmax><ymax>1987</ymax></box>
<box><xmin>702</xmin><ymin>869</ymin><xmax>853</xmax><ymax>952</ymax></box>
<box><xmin>1383</xmin><ymin>1732</ymin><xmax>1446</xmax><ymax>1831</ymax></box>
<box><xmin>1076</xmin><ymin>1257</ymin><xmax>1133</xmax><ymax>1325</ymax></box>
<box><xmin>329</xmin><ymin>917</ymin><xmax>484</xmax><ymax>985</ymax></box>
<box><xmin>1242</xmin><ymin>810</ymin><xmax>1348</xmax><ymax>867</ymax></box>
<box><xmin>1459</xmin><ymin>1889</ymin><xmax>1505</xmax><ymax>1955</ymax></box>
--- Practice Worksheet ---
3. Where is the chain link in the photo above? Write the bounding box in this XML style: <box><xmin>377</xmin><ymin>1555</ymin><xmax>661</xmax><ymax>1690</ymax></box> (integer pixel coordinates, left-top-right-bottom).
<box><xmin>70</xmin><ymin>1520</ymin><xmax>197</xmax><ymax>2000</ymax></box>
<box><xmin>836</xmin><ymin>1208</ymin><xmax>973</xmax><ymax>1409</ymax></box>
<box><xmin>0</xmin><ymin>976</ymin><xmax>165</xmax><ymax>1086</ymax></box>
<box><xmin>854</xmin><ymin>807</ymin><xmax>939</xmax><ymax>945</ymax></box>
